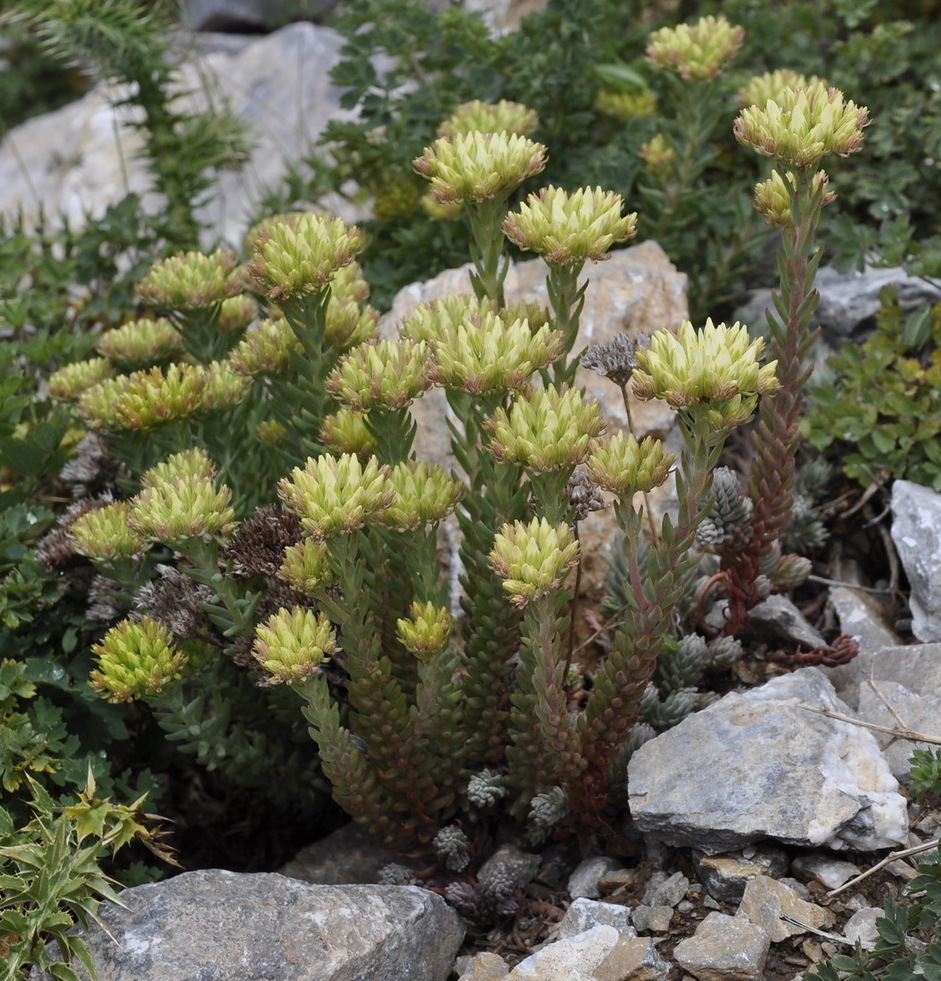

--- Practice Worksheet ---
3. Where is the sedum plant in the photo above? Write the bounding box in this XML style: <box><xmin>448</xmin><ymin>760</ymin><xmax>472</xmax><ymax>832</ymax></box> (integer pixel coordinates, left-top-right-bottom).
<box><xmin>45</xmin><ymin>98</ymin><xmax>790</xmax><ymax>873</ymax></box>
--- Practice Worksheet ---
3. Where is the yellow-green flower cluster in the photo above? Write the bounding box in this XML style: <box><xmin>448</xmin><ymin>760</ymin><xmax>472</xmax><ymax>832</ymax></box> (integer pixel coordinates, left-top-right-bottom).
<box><xmin>278</xmin><ymin>453</ymin><xmax>392</xmax><ymax>540</ymax></box>
<box><xmin>70</xmin><ymin>500</ymin><xmax>147</xmax><ymax>563</ymax></box>
<box><xmin>248</xmin><ymin>213</ymin><xmax>366</xmax><ymax>302</ymax></box>
<box><xmin>326</xmin><ymin>339</ymin><xmax>434</xmax><ymax>411</ymax></box>
<box><xmin>486</xmin><ymin>385</ymin><xmax>605</xmax><ymax>473</ymax></box>
<box><xmin>646</xmin><ymin>15</ymin><xmax>744</xmax><ymax>80</ymax></box>
<box><xmin>429</xmin><ymin>312</ymin><xmax>565</xmax><ymax>394</ymax></box>
<box><xmin>489</xmin><ymin>517</ymin><xmax>580</xmax><ymax>608</ymax></box>
<box><xmin>217</xmin><ymin>294</ymin><xmax>259</xmax><ymax>334</ymax></box>
<box><xmin>640</xmin><ymin>134</ymin><xmax>676</xmax><ymax>173</ymax></box>
<box><xmin>325</xmin><ymin>296</ymin><xmax>379</xmax><ymax>350</ymax></box>
<box><xmin>595</xmin><ymin>88</ymin><xmax>657</xmax><ymax>120</ymax></box>
<box><xmin>587</xmin><ymin>431</ymin><xmax>675</xmax><ymax>497</ymax></box>
<box><xmin>142</xmin><ymin>447</ymin><xmax>215</xmax><ymax>487</ymax></box>
<box><xmin>252</xmin><ymin>607</ymin><xmax>337</xmax><ymax>684</ymax></box>
<box><xmin>319</xmin><ymin>409</ymin><xmax>377</xmax><ymax>457</ymax></box>
<box><xmin>437</xmin><ymin>99</ymin><xmax>539</xmax><ymax>138</ymax></box>
<box><xmin>130</xmin><ymin>450</ymin><xmax>236</xmax><ymax>547</ymax></box>
<box><xmin>374</xmin><ymin>461</ymin><xmax>463</xmax><ymax>531</ymax></box>
<box><xmin>734</xmin><ymin>81</ymin><xmax>869</xmax><ymax>170</ymax></box>
<box><xmin>227</xmin><ymin>318</ymin><xmax>298</xmax><ymax>376</ymax></box>
<box><xmin>737</xmin><ymin>69</ymin><xmax>820</xmax><ymax>108</ymax></box>
<box><xmin>278</xmin><ymin>538</ymin><xmax>334</xmax><ymax>594</ymax></box>
<box><xmin>413</xmin><ymin>132</ymin><xmax>547</xmax><ymax>205</ymax></box>
<box><xmin>90</xmin><ymin>616</ymin><xmax>187</xmax><ymax>702</ymax></box>
<box><xmin>396</xmin><ymin>600</ymin><xmax>453</xmax><ymax>661</ymax></box>
<box><xmin>401</xmin><ymin>295</ymin><xmax>499</xmax><ymax>343</ymax></box>
<box><xmin>753</xmin><ymin>168</ymin><xmax>834</xmax><ymax>226</ymax></box>
<box><xmin>96</xmin><ymin>318</ymin><xmax>184</xmax><ymax>370</ymax></box>
<box><xmin>633</xmin><ymin>320</ymin><xmax>779</xmax><ymax>436</ymax></box>
<box><xmin>137</xmin><ymin>249</ymin><xmax>244</xmax><ymax>310</ymax></box>
<box><xmin>503</xmin><ymin>186</ymin><xmax>638</xmax><ymax>266</ymax></box>
<box><xmin>48</xmin><ymin>358</ymin><xmax>114</xmax><ymax>401</ymax></box>
<box><xmin>77</xmin><ymin>362</ymin><xmax>249</xmax><ymax>431</ymax></box>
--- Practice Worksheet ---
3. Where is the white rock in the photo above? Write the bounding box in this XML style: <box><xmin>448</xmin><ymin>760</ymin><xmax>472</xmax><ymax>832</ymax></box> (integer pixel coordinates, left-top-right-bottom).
<box><xmin>628</xmin><ymin>668</ymin><xmax>909</xmax><ymax>853</ymax></box>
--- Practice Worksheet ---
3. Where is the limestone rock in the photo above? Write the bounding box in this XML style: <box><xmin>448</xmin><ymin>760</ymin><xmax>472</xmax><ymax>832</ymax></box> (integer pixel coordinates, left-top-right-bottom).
<box><xmin>507</xmin><ymin>926</ymin><xmax>622</xmax><ymax>981</ymax></box>
<box><xmin>627</xmin><ymin>668</ymin><xmax>909</xmax><ymax>853</ymax></box>
<box><xmin>828</xmin><ymin>586</ymin><xmax>903</xmax><ymax>658</ymax></box>
<box><xmin>736</xmin><ymin>875</ymin><xmax>833</xmax><ymax>943</ymax></box>
<box><xmin>673</xmin><ymin>912</ymin><xmax>770</xmax><ymax>981</ymax></box>
<box><xmin>857</xmin><ymin>678</ymin><xmax>941</xmax><ymax>782</ymax></box>
<box><xmin>595</xmin><ymin>937</ymin><xmax>670</xmax><ymax>981</ymax></box>
<box><xmin>556</xmin><ymin>898</ymin><xmax>635</xmax><ymax>941</ymax></box>
<box><xmin>30</xmin><ymin>870</ymin><xmax>464</xmax><ymax>981</ymax></box>
<box><xmin>567</xmin><ymin>856</ymin><xmax>625</xmax><ymax>900</ymax></box>
<box><xmin>891</xmin><ymin>480</ymin><xmax>941</xmax><ymax>643</ymax></box>
<box><xmin>0</xmin><ymin>23</ymin><xmax>355</xmax><ymax>247</ymax></box>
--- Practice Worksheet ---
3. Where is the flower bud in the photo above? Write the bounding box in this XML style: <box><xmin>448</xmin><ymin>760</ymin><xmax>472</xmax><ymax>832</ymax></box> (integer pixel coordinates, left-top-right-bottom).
<box><xmin>489</xmin><ymin>517</ymin><xmax>580</xmax><ymax>608</ymax></box>
<box><xmin>413</xmin><ymin>131</ymin><xmax>547</xmax><ymax>205</ymax></box>
<box><xmin>438</xmin><ymin>100</ymin><xmax>539</xmax><ymax>138</ymax></box>
<box><xmin>486</xmin><ymin>385</ymin><xmax>605</xmax><ymax>473</ymax></box>
<box><xmin>137</xmin><ymin>249</ymin><xmax>244</xmax><ymax>310</ymax></box>
<box><xmin>373</xmin><ymin>461</ymin><xmax>463</xmax><ymax>531</ymax></box>
<box><xmin>252</xmin><ymin>607</ymin><xmax>338</xmax><ymax>684</ymax></box>
<box><xmin>48</xmin><ymin>358</ymin><xmax>114</xmax><ymax>401</ymax></box>
<box><xmin>278</xmin><ymin>538</ymin><xmax>335</xmax><ymax>594</ymax></box>
<box><xmin>738</xmin><ymin>69</ymin><xmax>819</xmax><ymax>108</ymax></box>
<box><xmin>430</xmin><ymin>312</ymin><xmax>565</xmax><ymax>394</ymax></box>
<box><xmin>130</xmin><ymin>450</ymin><xmax>236</xmax><ymax>547</ymax></box>
<box><xmin>734</xmin><ymin>81</ymin><xmax>869</xmax><ymax>170</ymax></box>
<box><xmin>396</xmin><ymin>600</ymin><xmax>453</xmax><ymax>660</ymax></box>
<box><xmin>586</xmin><ymin>431</ymin><xmax>674</xmax><ymax>496</ymax></box>
<box><xmin>90</xmin><ymin>616</ymin><xmax>187</xmax><ymax>702</ymax></box>
<box><xmin>70</xmin><ymin>500</ymin><xmax>147</xmax><ymax>563</ymax></box>
<box><xmin>319</xmin><ymin>409</ymin><xmax>378</xmax><ymax>457</ymax></box>
<box><xmin>326</xmin><ymin>339</ymin><xmax>434</xmax><ymax>411</ymax></box>
<box><xmin>646</xmin><ymin>15</ymin><xmax>744</xmax><ymax>80</ymax></box>
<box><xmin>248</xmin><ymin>213</ymin><xmax>366</xmax><ymax>302</ymax></box>
<box><xmin>278</xmin><ymin>453</ymin><xmax>392</xmax><ymax>540</ymax></box>
<box><xmin>96</xmin><ymin>318</ymin><xmax>184</xmax><ymax>370</ymax></box>
<box><xmin>502</xmin><ymin>186</ymin><xmax>637</xmax><ymax>266</ymax></box>
<box><xmin>633</xmin><ymin>319</ymin><xmax>779</xmax><ymax>412</ymax></box>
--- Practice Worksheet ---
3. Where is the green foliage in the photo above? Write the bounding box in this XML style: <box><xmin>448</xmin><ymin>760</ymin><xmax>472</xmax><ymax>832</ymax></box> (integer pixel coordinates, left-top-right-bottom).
<box><xmin>804</xmin><ymin>853</ymin><xmax>941</xmax><ymax>981</ymax></box>
<box><xmin>0</xmin><ymin>774</ymin><xmax>155</xmax><ymax>981</ymax></box>
<box><xmin>2</xmin><ymin>0</ymin><xmax>251</xmax><ymax>247</ymax></box>
<box><xmin>806</xmin><ymin>290</ymin><xmax>941</xmax><ymax>489</ymax></box>
<box><xmin>910</xmin><ymin>749</ymin><xmax>941</xmax><ymax>801</ymax></box>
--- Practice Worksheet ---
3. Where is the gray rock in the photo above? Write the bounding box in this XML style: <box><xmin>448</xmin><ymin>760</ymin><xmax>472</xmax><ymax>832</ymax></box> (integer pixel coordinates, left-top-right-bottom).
<box><xmin>825</xmin><ymin>643</ymin><xmax>941</xmax><ymax>713</ymax></box>
<box><xmin>673</xmin><ymin>911</ymin><xmax>770</xmax><ymax>981</ymax></box>
<box><xmin>627</xmin><ymin>668</ymin><xmax>908</xmax><ymax>854</ymax></box>
<box><xmin>557</xmin><ymin>898</ymin><xmax>635</xmax><ymax>940</ymax></box>
<box><xmin>594</xmin><ymin>936</ymin><xmax>670</xmax><ymax>981</ymax></box>
<box><xmin>567</xmin><ymin>856</ymin><xmax>625</xmax><ymax>900</ymax></box>
<box><xmin>736</xmin><ymin>875</ymin><xmax>833</xmax><ymax>943</ymax></box>
<box><xmin>790</xmin><ymin>853</ymin><xmax>861</xmax><ymax>891</ymax></box>
<box><xmin>891</xmin><ymin>480</ymin><xmax>941</xmax><ymax>642</ymax></box>
<box><xmin>829</xmin><ymin>586</ymin><xmax>903</xmax><ymax>658</ymax></box>
<box><xmin>278</xmin><ymin>820</ymin><xmax>391</xmax><ymax>883</ymax></box>
<box><xmin>844</xmin><ymin>908</ymin><xmax>884</xmax><ymax>951</ymax></box>
<box><xmin>737</xmin><ymin>264</ymin><xmax>941</xmax><ymax>344</ymax></box>
<box><xmin>857</xmin><ymin>678</ymin><xmax>941</xmax><ymax>782</ymax></box>
<box><xmin>630</xmin><ymin>905</ymin><xmax>674</xmax><ymax>933</ymax></box>
<box><xmin>693</xmin><ymin>846</ymin><xmax>788</xmax><ymax>904</ymax></box>
<box><xmin>30</xmin><ymin>870</ymin><xmax>464</xmax><ymax>981</ymax></box>
<box><xmin>0</xmin><ymin>23</ymin><xmax>357</xmax><ymax>247</ymax></box>
<box><xmin>746</xmin><ymin>594</ymin><xmax>827</xmax><ymax>652</ymax></box>
<box><xmin>643</xmin><ymin>870</ymin><xmax>689</xmax><ymax>908</ymax></box>
<box><xmin>456</xmin><ymin>952</ymin><xmax>511</xmax><ymax>980</ymax></box>
<box><xmin>507</xmin><ymin>925</ymin><xmax>622</xmax><ymax>981</ymax></box>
